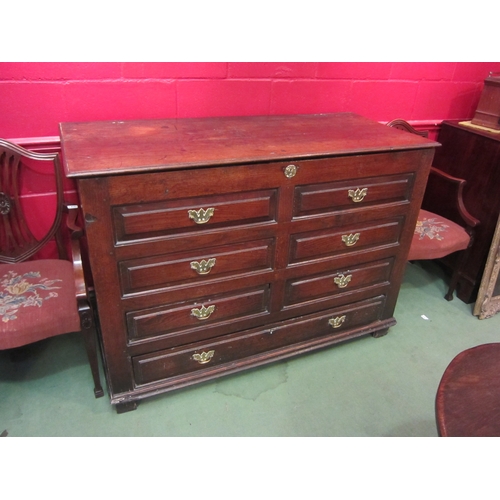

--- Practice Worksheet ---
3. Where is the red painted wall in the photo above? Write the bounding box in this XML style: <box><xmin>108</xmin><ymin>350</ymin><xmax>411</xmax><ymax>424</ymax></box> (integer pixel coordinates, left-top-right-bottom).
<box><xmin>2</xmin><ymin>62</ymin><xmax>500</xmax><ymax>140</ymax></box>
<box><xmin>1</xmin><ymin>62</ymin><xmax>499</xmax><ymax>260</ymax></box>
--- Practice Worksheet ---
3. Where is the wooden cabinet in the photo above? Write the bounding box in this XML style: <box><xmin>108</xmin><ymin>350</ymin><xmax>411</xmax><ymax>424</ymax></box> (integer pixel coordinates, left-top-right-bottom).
<box><xmin>59</xmin><ymin>113</ymin><xmax>437</xmax><ymax>412</ymax></box>
<box><xmin>432</xmin><ymin>121</ymin><xmax>500</xmax><ymax>304</ymax></box>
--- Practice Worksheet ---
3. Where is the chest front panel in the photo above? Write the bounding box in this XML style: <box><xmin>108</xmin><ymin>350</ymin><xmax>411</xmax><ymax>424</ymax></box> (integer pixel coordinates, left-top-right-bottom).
<box><xmin>61</xmin><ymin>113</ymin><xmax>437</xmax><ymax>411</ymax></box>
<box><xmin>77</xmin><ymin>149</ymin><xmax>431</xmax><ymax>402</ymax></box>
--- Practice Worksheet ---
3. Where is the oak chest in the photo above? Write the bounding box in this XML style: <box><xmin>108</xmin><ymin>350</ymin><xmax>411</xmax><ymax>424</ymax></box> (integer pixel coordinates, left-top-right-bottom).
<box><xmin>60</xmin><ymin>113</ymin><xmax>437</xmax><ymax>412</ymax></box>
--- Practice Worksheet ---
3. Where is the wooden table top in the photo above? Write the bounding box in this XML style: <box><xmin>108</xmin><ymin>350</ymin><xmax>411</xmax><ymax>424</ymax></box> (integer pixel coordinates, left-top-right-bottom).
<box><xmin>436</xmin><ymin>343</ymin><xmax>500</xmax><ymax>437</ymax></box>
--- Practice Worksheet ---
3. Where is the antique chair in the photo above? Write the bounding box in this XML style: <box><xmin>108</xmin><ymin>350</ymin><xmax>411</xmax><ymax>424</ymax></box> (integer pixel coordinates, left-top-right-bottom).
<box><xmin>387</xmin><ymin>119</ymin><xmax>480</xmax><ymax>301</ymax></box>
<box><xmin>0</xmin><ymin>139</ymin><xmax>103</xmax><ymax>397</ymax></box>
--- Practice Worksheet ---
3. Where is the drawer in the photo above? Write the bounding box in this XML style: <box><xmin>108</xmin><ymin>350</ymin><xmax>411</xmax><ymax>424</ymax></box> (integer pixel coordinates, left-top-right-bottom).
<box><xmin>284</xmin><ymin>258</ymin><xmax>393</xmax><ymax>306</ymax></box>
<box><xmin>293</xmin><ymin>173</ymin><xmax>413</xmax><ymax>218</ymax></box>
<box><xmin>289</xmin><ymin>217</ymin><xmax>404</xmax><ymax>264</ymax></box>
<box><xmin>119</xmin><ymin>238</ymin><xmax>275</xmax><ymax>295</ymax></box>
<box><xmin>132</xmin><ymin>295</ymin><xmax>386</xmax><ymax>386</ymax></box>
<box><xmin>113</xmin><ymin>189</ymin><xmax>278</xmax><ymax>244</ymax></box>
<box><xmin>126</xmin><ymin>285</ymin><xmax>271</xmax><ymax>344</ymax></box>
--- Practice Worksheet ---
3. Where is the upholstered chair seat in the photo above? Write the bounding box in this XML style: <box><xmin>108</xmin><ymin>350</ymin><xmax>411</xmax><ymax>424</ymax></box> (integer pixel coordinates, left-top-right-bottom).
<box><xmin>0</xmin><ymin>260</ymin><xmax>81</xmax><ymax>349</ymax></box>
<box><xmin>408</xmin><ymin>209</ymin><xmax>472</xmax><ymax>261</ymax></box>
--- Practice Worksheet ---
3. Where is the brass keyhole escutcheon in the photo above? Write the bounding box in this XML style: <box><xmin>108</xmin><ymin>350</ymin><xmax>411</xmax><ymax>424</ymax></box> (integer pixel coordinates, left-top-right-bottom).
<box><xmin>348</xmin><ymin>188</ymin><xmax>368</xmax><ymax>203</ymax></box>
<box><xmin>334</xmin><ymin>273</ymin><xmax>352</xmax><ymax>289</ymax></box>
<box><xmin>342</xmin><ymin>233</ymin><xmax>360</xmax><ymax>247</ymax></box>
<box><xmin>188</xmin><ymin>207</ymin><xmax>215</xmax><ymax>224</ymax></box>
<box><xmin>192</xmin><ymin>350</ymin><xmax>215</xmax><ymax>364</ymax></box>
<box><xmin>190</xmin><ymin>258</ymin><xmax>216</xmax><ymax>275</ymax></box>
<box><xmin>329</xmin><ymin>315</ymin><xmax>346</xmax><ymax>329</ymax></box>
<box><xmin>284</xmin><ymin>164</ymin><xmax>298</xmax><ymax>178</ymax></box>
<box><xmin>191</xmin><ymin>304</ymin><xmax>216</xmax><ymax>320</ymax></box>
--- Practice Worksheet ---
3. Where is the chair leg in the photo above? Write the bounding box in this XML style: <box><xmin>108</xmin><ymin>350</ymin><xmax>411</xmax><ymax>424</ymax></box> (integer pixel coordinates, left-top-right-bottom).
<box><xmin>445</xmin><ymin>272</ymin><xmax>458</xmax><ymax>301</ymax></box>
<box><xmin>79</xmin><ymin>301</ymin><xmax>104</xmax><ymax>398</ymax></box>
<box><xmin>444</xmin><ymin>249</ymin><xmax>469</xmax><ymax>301</ymax></box>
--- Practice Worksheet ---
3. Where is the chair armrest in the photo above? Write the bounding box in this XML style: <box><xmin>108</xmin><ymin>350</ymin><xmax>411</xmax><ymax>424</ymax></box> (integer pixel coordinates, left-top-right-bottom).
<box><xmin>422</xmin><ymin>167</ymin><xmax>480</xmax><ymax>232</ymax></box>
<box><xmin>64</xmin><ymin>203</ymin><xmax>84</xmax><ymax>239</ymax></box>
<box><xmin>63</xmin><ymin>203</ymin><xmax>88</xmax><ymax>300</ymax></box>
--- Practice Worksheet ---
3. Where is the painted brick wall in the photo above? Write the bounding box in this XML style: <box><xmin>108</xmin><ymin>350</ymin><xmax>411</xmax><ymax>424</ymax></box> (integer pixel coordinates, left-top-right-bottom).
<box><xmin>1</xmin><ymin>62</ymin><xmax>500</xmax><ymax>139</ymax></box>
<box><xmin>1</xmin><ymin>62</ymin><xmax>499</xmax><ymax>260</ymax></box>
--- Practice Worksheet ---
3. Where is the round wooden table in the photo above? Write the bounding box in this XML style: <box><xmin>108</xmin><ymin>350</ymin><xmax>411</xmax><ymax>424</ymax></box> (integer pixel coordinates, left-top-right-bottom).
<box><xmin>436</xmin><ymin>343</ymin><xmax>500</xmax><ymax>437</ymax></box>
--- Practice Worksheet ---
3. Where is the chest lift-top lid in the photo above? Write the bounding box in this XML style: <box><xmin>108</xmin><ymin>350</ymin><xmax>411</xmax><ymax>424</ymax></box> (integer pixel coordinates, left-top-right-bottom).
<box><xmin>59</xmin><ymin>113</ymin><xmax>439</xmax><ymax>178</ymax></box>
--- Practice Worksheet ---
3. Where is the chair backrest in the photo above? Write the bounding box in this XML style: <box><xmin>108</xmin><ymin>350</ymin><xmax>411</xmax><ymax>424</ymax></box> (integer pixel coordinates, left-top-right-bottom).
<box><xmin>386</xmin><ymin>119</ymin><xmax>429</xmax><ymax>138</ymax></box>
<box><xmin>0</xmin><ymin>139</ymin><xmax>64</xmax><ymax>264</ymax></box>
<box><xmin>387</xmin><ymin>119</ymin><xmax>479</xmax><ymax>232</ymax></box>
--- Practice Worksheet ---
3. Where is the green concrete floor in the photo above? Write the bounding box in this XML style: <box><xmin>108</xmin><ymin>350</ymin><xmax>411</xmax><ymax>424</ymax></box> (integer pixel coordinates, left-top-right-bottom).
<box><xmin>2</xmin><ymin>261</ymin><xmax>500</xmax><ymax>437</ymax></box>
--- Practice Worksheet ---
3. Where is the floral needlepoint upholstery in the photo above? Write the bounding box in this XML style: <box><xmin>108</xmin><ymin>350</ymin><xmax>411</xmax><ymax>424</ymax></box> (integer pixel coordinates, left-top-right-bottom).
<box><xmin>0</xmin><ymin>259</ymin><xmax>80</xmax><ymax>350</ymax></box>
<box><xmin>408</xmin><ymin>209</ymin><xmax>471</xmax><ymax>261</ymax></box>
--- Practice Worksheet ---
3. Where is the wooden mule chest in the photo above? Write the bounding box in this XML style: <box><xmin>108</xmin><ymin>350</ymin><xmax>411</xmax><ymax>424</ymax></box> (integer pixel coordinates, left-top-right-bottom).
<box><xmin>59</xmin><ymin>113</ymin><xmax>437</xmax><ymax>412</ymax></box>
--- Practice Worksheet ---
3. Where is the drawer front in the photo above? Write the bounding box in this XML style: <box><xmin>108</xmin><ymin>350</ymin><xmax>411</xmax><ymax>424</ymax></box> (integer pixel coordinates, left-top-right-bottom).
<box><xmin>285</xmin><ymin>258</ymin><xmax>393</xmax><ymax>306</ymax></box>
<box><xmin>132</xmin><ymin>295</ymin><xmax>386</xmax><ymax>386</ymax></box>
<box><xmin>119</xmin><ymin>238</ymin><xmax>275</xmax><ymax>295</ymax></box>
<box><xmin>289</xmin><ymin>217</ymin><xmax>404</xmax><ymax>265</ymax></box>
<box><xmin>293</xmin><ymin>173</ymin><xmax>413</xmax><ymax>218</ymax></box>
<box><xmin>126</xmin><ymin>285</ymin><xmax>271</xmax><ymax>344</ymax></box>
<box><xmin>113</xmin><ymin>189</ymin><xmax>278</xmax><ymax>244</ymax></box>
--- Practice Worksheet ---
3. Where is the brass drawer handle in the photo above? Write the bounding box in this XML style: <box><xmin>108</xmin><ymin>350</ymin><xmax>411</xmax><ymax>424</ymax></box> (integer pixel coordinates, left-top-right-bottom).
<box><xmin>190</xmin><ymin>258</ymin><xmax>216</xmax><ymax>275</ymax></box>
<box><xmin>188</xmin><ymin>207</ymin><xmax>215</xmax><ymax>224</ymax></box>
<box><xmin>348</xmin><ymin>188</ymin><xmax>368</xmax><ymax>203</ymax></box>
<box><xmin>191</xmin><ymin>304</ymin><xmax>215</xmax><ymax>320</ymax></box>
<box><xmin>342</xmin><ymin>233</ymin><xmax>360</xmax><ymax>247</ymax></box>
<box><xmin>192</xmin><ymin>350</ymin><xmax>215</xmax><ymax>364</ymax></box>
<box><xmin>284</xmin><ymin>164</ymin><xmax>298</xmax><ymax>178</ymax></box>
<box><xmin>329</xmin><ymin>315</ymin><xmax>346</xmax><ymax>329</ymax></box>
<box><xmin>334</xmin><ymin>273</ymin><xmax>352</xmax><ymax>288</ymax></box>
